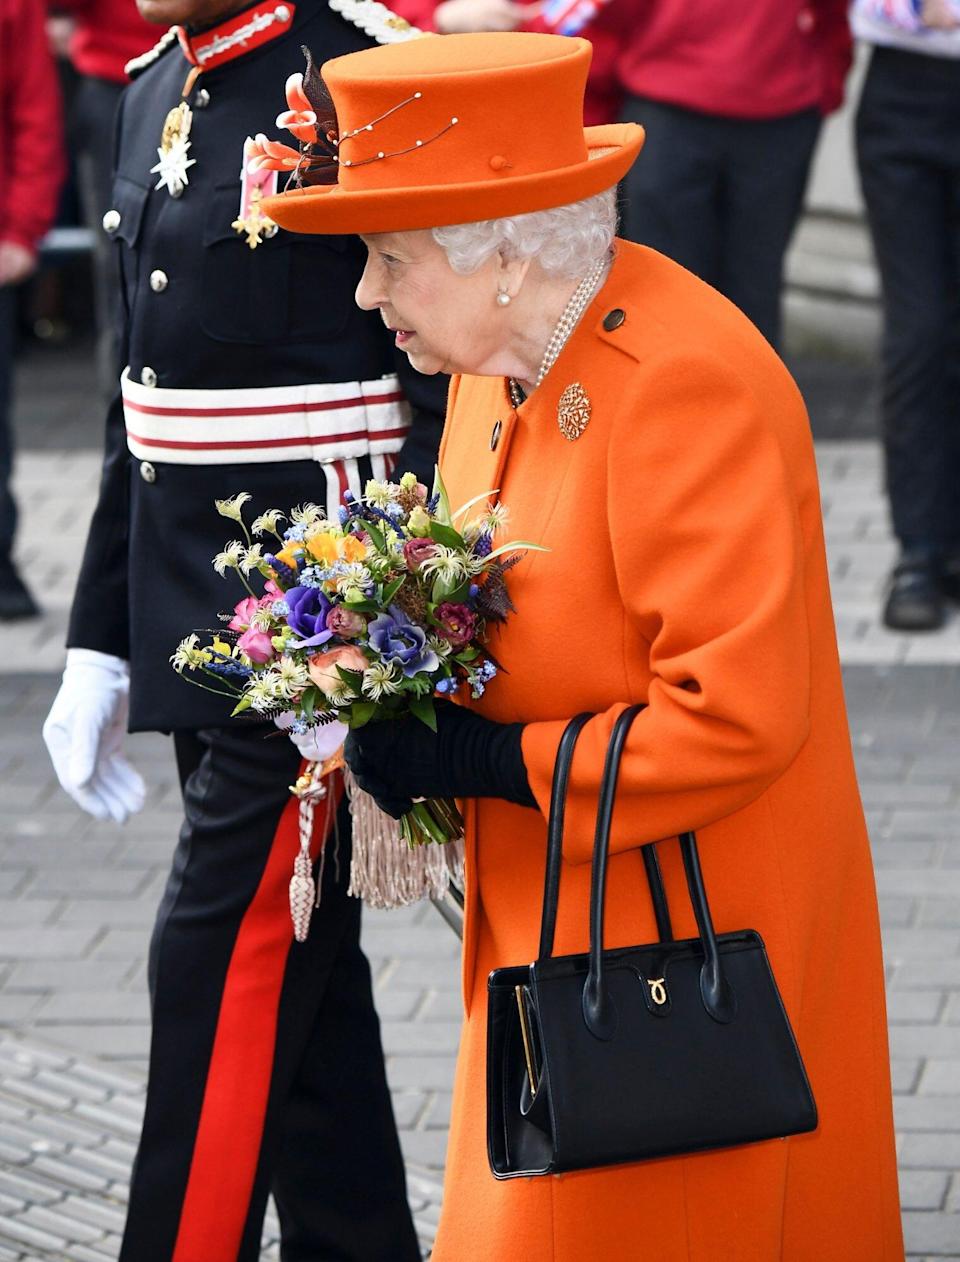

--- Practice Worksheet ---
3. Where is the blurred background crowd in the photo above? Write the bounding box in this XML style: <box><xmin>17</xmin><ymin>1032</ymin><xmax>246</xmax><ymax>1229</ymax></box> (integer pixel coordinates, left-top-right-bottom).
<box><xmin>1</xmin><ymin>0</ymin><xmax>959</xmax><ymax>629</ymax></box>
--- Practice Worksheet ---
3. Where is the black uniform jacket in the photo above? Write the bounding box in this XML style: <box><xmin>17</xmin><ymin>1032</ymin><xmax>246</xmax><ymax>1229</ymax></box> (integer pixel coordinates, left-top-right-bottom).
<box><xmin>66</xmin><ymin>0</ymin><xmax>447</xmax><ymax>733</ymax></box>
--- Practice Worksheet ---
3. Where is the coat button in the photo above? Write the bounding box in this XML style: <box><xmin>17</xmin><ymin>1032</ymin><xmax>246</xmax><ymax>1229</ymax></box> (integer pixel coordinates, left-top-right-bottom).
<box><xmin>140</xmin><ymin>366</ymin><xmax>158</xmax><ymax>387</ymax></box>
<box><xmin>602</xmin><ymin>308</ymin><xmax>626</xmax><ymax>331</ymax></box>
<box><xmin>490</xmin><ymin>419</ymin><xmax>502</xmax><ymax>451</ymax></box>
<box><xmin>102</xmin><ymin>209</ymin><xmax>121</xmax><ymax>234</ymax></box>
<box><xmin>150</xmin><ymin>269</ymin><xmax>168</xmax><ymax>293</ymax></box>
<box><xmin>195</xmin><ymin>87</ymin><xmax>211</xmax><ymax>108</ymax></box>
<box><xmin>139</xmin><ymin>461</ymin><xmax>157</xmax><ymax>484</ymax></box>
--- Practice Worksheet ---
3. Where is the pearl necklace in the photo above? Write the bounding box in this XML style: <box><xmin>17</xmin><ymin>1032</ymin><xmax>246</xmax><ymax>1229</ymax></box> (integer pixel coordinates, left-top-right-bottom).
<box><xmin>508</xmin><ymin>252</ymin><xmax>609</xmax><ymax>408</ymax></box>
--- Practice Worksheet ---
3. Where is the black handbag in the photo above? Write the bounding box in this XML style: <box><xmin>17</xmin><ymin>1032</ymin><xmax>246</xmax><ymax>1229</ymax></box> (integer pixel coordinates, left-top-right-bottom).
<box><xmin>487</xmin><ymin>705</ymin><xmax>817</xmax><ymax>1178</ymax></box>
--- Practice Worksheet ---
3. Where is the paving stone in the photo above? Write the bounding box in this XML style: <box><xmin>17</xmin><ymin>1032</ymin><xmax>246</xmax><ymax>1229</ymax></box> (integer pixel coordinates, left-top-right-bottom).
<box><xmin>900</xmin><ymin>1134</ymin><xmax>960</xmax><ymax>1169</ymax></box>
<box><xmin>899</xmin><ymin>1171</ymin><xmax>949</xmax><ymax>1211</ymax></box>
<box><xmin>0</xmin><ymin>929</ymin><xmax>97</xmax><ymax>961</ymax></box>
<box><xmin>0</xmin><ymin>1216</ymin><xmax>69</xmax><ymax>1252</ymax></box>
<box><xmin>895</xmin><ymin>1096</ymin><xmax>960</xmax><ymax>1132</ymax></box>
<box><xmin>16</xmin><ymin>1204</ymin><xmax>106</xmax><ymax>1245</ymax></box>
<box><xmin>902</xmin><ymin>1211</ymin><xmax>960</xmax><ymax>1254</ymax></box>
<box><xmin>888</xmin><ymin>993</ymin><xmax>945</xmax><ymax>1024</ymax></box>
<box><xmin>919</xmin><ymin>1062</ymin><xmax>960</xmax><ymax>1095</ymax></box>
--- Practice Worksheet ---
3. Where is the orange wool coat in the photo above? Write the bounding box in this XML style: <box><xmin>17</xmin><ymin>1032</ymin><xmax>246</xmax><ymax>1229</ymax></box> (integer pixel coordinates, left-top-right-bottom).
<box><xmin>431</xmin><ymin>240</ymin><xmax>903</xmax><ymax>1261</ymax></box>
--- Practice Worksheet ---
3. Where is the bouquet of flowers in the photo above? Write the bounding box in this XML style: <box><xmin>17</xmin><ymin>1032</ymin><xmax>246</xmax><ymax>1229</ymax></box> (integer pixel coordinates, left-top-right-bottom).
<box><xmin>171</xmin><ymin>470</ymin><xmax>539</xmax><ymax>851</ymax></box>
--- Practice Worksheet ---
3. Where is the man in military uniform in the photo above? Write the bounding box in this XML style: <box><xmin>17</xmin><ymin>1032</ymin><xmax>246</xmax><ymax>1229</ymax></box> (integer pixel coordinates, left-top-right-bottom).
<box><xmin>42</xmin><ymin>2</ymin><xmax>443</xmax><ymax>1258</ymax></box>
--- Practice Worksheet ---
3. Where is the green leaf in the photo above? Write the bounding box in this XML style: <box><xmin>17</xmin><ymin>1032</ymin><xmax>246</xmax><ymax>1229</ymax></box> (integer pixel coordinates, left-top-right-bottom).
<box><xmin>409</xmin><ymin>694</ymin><xmax>437</xmax><ymax>732</ymax></box>
<box><xmin>452</xmin><ymin>488</ymin><xmax>500</xmax><ymax>523</ymax></box>
<box><xmin>383</xmin><ymin>576</ymin><xmax>405</xmax><ymax>605</ymax></box>
<box><xmin>302</xmin><ymin>688</ymin><xmax>316</xmax><ymax>721</ymax></box>
<box><xmin>431</xmin><ymin>466</ymin><xmax>453</xmax><ymax>526</ymax></box>
<box><xmin>484</xmin><ymin>540</ymin><xmax>549</xmax><ymax>562</ymax></box>
<box><xmin>336</xmin><ymin>667</ymin><xmax>364</xmax><ymax>689</ymax></box>
<box><xmin>428</xmin><ymin>521</ymin><xmax>465</xmax><ymax>549</ymax></box>
<box><xmin>362</xmin><ymin>519</ymin><xmax>386</xmax><ymax>551</ymax></box>
<box><xmin>446</xmin><ymin>579</ymin><xmax>471</xmax><ymax>604</ymax></box>
<box><xmin>347</xmin><ymin>700</ymin><xmax>377</xmax><ymax>728</ymax></box>
<box><xmin>343</xmin><ymin>598</ymin><xmax>381</xmax><ymax>613</ymax></box>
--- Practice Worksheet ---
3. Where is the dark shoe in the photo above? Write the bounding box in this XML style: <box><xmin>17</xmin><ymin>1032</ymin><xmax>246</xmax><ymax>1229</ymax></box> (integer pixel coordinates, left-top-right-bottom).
<box><xmin>0</xmin><ymin>557</ymin><xmax>40</xmax><ymax>621</ymax></box>
<box><xmin>883</xmin><ymin>555</ymin><xmax>945</xmax><ymax>632</ymax></box>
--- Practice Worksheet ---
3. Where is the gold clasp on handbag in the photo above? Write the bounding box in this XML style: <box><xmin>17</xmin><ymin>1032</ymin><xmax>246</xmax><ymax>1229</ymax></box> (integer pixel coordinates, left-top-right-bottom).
<box><xmin>648</xmin><ymin>977</ymin><xmax>668</xmax><ymax>1006</ymax></box>
<box><xmin>514</xmin><ymin>985</ymin><xmax>539</xmax><ymax>1094</ymax></box>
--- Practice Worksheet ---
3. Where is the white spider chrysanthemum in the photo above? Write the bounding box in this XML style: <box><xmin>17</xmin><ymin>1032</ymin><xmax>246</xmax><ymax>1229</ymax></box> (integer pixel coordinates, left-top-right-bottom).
<box><xmin>251</xmin><ymin>509</ymin><xmax>285</xmax><ymax>538</ymax></box>
<box><xmin>275</xmin><ymin>656</ymin><xmax>311</xmax><ymax>698</ymax></box>
<box><xmin>334</xmin><ymin>563</ymin><xmax>373</xmax><ymax>595</ymax></box>
<box><xmin>170</xmin><ymin>634</ymin><xmax>202</xmax><ymax>673</ymax></box>
<box><xmin>240</xmin><ymin>543</ymin><xmax>265</xmax><ymax>575</ymax></box>
<box><xmin>361</xmin><ymin>661</ymin><xmax>401</xmax><ymax>701</ymax></box>
<box><xmin>417</xmin><ymin>545</ymin><xmax>468</xmax><ymax>586</ymax></box>
<box><xmin>364</xmin><ymin>479</ymin><xmax>397</xmax><ymax>508</ymax></box>
<box><xmin>325</xmin><ymin>684</ymin><xmax>357</xmax><ymax>708</ymax></box>
<box><xmin>214</xmin><ymin>493</ymin><xmax>252</xmax><ymax>523</ymax></box>
<box><xmin>290</xmin><ymin>502</ymin><xmax>324</xmax><ymax>526</ymax></box>
<box><xmin>212</xmin><ymin>540</ymin><xmax>244</xmax><ymax>575</ymax></box>
<box><xmin>483</xmin><ymin>502</ymin><xmax>510</xmax><ymax>533</ymax></box>
<box><xmin>428</xmin><ymin>635</ymin><xmax>454</xmax><ymax>659</ymax></box>
<box><xmin>246</xmin><ymin>672</ymin><xmax>285</xmax><ymax>712</ymax></box>
<box><xmin>250</xmin><ymin>607</ymin><xmax>274</xmax><ymax>632</ymax></box>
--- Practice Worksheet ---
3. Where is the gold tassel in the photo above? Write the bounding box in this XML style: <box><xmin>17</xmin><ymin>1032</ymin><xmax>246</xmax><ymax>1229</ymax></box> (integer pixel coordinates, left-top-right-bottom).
<box><xmin>343</xmin><ymin>766</ymin><xmax>464</xmax><ymax>910</ymax></box>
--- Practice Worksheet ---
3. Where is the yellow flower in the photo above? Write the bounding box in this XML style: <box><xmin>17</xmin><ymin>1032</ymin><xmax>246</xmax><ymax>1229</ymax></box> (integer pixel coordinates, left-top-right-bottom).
<box><xmin>343</xmin><ymin>534</ymin><xmax>367</xmax><ymax>563</ymax></box>
<box><xmin>407</xmin><ymin>506</ymin><xmax>431</xmax><ymax>537</ymax></box>
<box><xmin>274</xmin><ymin>541</ymin><xmax>302</xmax><ymax>571</ymax></box>
<box><xmin>306</xmin><ymin>531</ymin><xmax>340</xmax><ymax>566</ymax></box>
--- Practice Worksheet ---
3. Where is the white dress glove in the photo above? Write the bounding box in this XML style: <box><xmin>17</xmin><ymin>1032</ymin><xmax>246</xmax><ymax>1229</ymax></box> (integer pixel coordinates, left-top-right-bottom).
<box><xmin>275</xmin><ymin>712</ymin><xmax>348</xmax><ymax>764</ymax></box>
<box><xmin>43</xmin><ymin>649</ymin><xmax>147</xmax><ymax>823</ymax></box>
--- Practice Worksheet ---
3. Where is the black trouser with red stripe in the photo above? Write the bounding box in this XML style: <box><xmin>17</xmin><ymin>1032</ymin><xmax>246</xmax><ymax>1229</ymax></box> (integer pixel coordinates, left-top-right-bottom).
<box><xmin>120</xmin><ymin>724</ymin><xmax>420</xmax><ymax>1262</ymax></box>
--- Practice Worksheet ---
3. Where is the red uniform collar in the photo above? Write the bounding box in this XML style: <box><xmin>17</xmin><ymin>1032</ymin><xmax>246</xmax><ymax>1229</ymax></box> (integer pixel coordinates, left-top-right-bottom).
<box><xmin>177</xmin><ymin>2</ymin><xmax>296</xmax><ymax>73</ymax></box>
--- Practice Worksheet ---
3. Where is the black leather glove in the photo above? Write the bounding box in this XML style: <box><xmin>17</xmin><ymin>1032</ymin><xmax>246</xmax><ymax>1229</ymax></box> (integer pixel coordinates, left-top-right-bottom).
<box><xmin>344</xmin><ymin>700</ymin><xmax>536</xmax><ymax>819</ymax></box>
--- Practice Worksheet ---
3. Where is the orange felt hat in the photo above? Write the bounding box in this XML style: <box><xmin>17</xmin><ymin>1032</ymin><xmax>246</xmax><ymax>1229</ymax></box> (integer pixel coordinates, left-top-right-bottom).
<box><xmin>259</xmin><ymin>31</ymin><xmax>644</xmax><ymax>235</ymax></box>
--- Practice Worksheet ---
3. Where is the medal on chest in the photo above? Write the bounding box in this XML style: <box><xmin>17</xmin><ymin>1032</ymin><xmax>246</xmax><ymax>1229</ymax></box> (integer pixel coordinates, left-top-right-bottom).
<box><xmin>232</xmin><ymin>136</ymin><xmax>280</xmax><ymax>249</ymax></box>
<box><xmin>150</xmin><ymin>102</ymin><xmax>197</xmax><ymax>198</ymax></box>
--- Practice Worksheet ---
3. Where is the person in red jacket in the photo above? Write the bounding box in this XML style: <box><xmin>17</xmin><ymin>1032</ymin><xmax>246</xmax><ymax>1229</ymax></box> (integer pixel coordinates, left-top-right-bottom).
<box><xmin>0</xmin><ymin>0</ymin><xmax>65</xmax><ymax>618</ymax></box>
<box><xmin>617</xmin><ymin>0</ymin><xmax>851</xmax><ymax>349</ymax></box>
<box><xmin>389</xmin><ymin>0</ymin><xmax>637</xmax><ymax>125</ymax></box>
<box><xmin>48</xmin><ymin>2</ymin><xmax>154</xmax><ymax>394</ymax></box>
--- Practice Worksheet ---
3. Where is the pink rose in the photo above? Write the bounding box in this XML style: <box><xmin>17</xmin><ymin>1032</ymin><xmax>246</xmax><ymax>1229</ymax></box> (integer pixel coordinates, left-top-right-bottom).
<box><xmin>402</xmin><ymin>538</ymin><xmax>439</xmax><ymax>572</ymax></box>
<box><xmin>326</xmin><ymin>606</ymin><xmax>366</xmax><ymax>639</ymax></box>
<box><xmin>308</xmin><ymin>645</ymin><xmax>368</xmax><ymax>696</ymax></box>
<box><xmin>228</xmin><ymin>595</ymin><xmax>260</xmax><ymax>631</ymax></box>
<box><xmin>237</xmin><ymin>626</ymin><xmax>275</xmax><ymax>664</ymax></box>
<box><xmin>435</xmin><ymin>602</ymin><xmax>477</xmax><ymax>649</ymax></box>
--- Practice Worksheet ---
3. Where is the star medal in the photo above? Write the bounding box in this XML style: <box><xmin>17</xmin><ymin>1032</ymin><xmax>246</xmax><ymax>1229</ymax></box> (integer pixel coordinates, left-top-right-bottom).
<box><xmin>232</xmin><ymin>136</ymin><xmax>279</xmax><ymax>250</ymax></box>
<box><xmin>150</xmin><ymin>102</ymin><xmax>197</xmax><ymax>198</ymax></box>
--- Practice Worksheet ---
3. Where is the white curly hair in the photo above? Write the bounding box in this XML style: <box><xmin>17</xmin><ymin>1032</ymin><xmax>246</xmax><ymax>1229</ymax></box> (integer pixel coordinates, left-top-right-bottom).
<box><xmin>431</xmin><ymin>187</ymin><xmax>617</xmax><ymax>280</ymax></box>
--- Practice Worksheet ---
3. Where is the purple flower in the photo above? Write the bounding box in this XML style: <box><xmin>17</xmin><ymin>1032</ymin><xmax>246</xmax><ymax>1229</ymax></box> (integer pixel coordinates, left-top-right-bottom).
<box><xmin>285</xmin><ymin>586</ymin><xmax>334</xmax><ymax>648</ymax></box>
<box><xmin>368</xmin><ymin>604</ymin><xmax>439</xmax><ymax>678</ymax></box>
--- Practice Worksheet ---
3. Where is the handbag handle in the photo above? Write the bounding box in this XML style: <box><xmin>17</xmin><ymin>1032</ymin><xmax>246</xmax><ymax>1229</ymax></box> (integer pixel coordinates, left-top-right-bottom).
<box><xmin>538</xmin><ymin>711</ymin><xmax>593</xmax><ymax>960</ymax></box>
<box><xmin>539</xmin><ymin>710</ymin><xmax>673</xmax><ymax>957</ymax></box>
<box><xmin>582</xmin><ymin>705</ymin><xmax>737</xmax><ymax>1041</ymax></box>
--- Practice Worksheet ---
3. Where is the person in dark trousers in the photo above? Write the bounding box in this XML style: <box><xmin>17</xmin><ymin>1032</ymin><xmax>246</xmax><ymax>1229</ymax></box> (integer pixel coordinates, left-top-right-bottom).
<box><xmin>49</xmin><ymin>0</ymin><xmax>156</xmax><ymax>396</ymax></box>
<box><xmin>854</xmin><ymin>0</ymin><xmax>960</xmax><ymax>631</ymax></box>
<box><xmin>0</xmin><ymin>0</ymin><xmax>65</xmax><ymax>619</ymax></box>
<box><xmin>41</xmin><ymin>1</ymin><xmax>443</xmax><ymax>1258</ymax></box>
<box><xmin>617</xmin><ymin>0</ymin><xmax>852</xmax><ymax>350</ymax></box>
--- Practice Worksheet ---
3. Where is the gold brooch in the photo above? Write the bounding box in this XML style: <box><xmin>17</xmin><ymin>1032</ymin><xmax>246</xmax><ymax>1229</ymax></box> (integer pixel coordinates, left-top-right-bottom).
<box><xmin>557</xmin><ymin>383</ymin><xmax>591</xmax><ymax>441</ymax></box>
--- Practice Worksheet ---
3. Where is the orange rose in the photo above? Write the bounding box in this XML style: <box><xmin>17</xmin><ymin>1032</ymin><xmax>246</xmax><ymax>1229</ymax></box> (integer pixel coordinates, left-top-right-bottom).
<box><xmin>307</xmin><ymin>645</ymin><xmax>368</xmax><ymax>696</ymax></box>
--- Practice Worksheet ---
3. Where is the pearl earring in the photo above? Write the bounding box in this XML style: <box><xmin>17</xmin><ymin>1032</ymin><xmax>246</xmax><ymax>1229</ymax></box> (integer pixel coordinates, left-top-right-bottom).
<box><xmin>496</xmin><ymin>290</ymin><xmax>511</xmax><ymax>307</ymax></box>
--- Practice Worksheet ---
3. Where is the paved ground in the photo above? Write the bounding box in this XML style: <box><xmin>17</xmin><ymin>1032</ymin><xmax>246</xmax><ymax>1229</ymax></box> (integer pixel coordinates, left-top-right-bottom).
<box><xmin>1</xmin><ymin>338</ymin><xmax>959</xmax><ymax>1259</ymax></box>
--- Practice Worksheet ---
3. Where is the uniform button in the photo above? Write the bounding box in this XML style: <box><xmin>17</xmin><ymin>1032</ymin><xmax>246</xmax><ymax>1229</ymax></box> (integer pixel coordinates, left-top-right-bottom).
<box><xmin>150</xmin><ymin>269</ymin><xmax>168</xmax><ymax>293</ymax></box>
<box><xmin>139</xmin><ymin>461</ymin><xmax>157</xmax><ymax>484</ymax></box>
<box><xmin>195</xmin><ymin>87</ymin><xmax>211</xmax><ymax>108</ymax></box>
<box><xmin>140</xmin><ymin>366</ymin><xmax>158</xmax><ymax>388</ymax></box>
<box><xmin>602</xmin><ymin>308</ymin><xmax>626</xmax><ymax>331</ymax></box>
<box><xmin>275</xmin><ymin>3</ymin><xmax>291</xmax><ymax>18</ymax></box>
<box><xmin>490</xmin><ymin>419</ymin><xmax>502</xmax><ymax>451</ymax></box>
<box><xmin>102</xmin><ymin>209</ymin><xmax>121</xmax><ymax>234</ymax></box>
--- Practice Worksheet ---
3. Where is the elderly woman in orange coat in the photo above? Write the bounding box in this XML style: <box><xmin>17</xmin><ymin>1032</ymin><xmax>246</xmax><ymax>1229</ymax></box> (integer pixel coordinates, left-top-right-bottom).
<box><xmin>262</xmin><ymin>31</ymin><xmax>903</xmax><ymax>1262</ymax></box>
